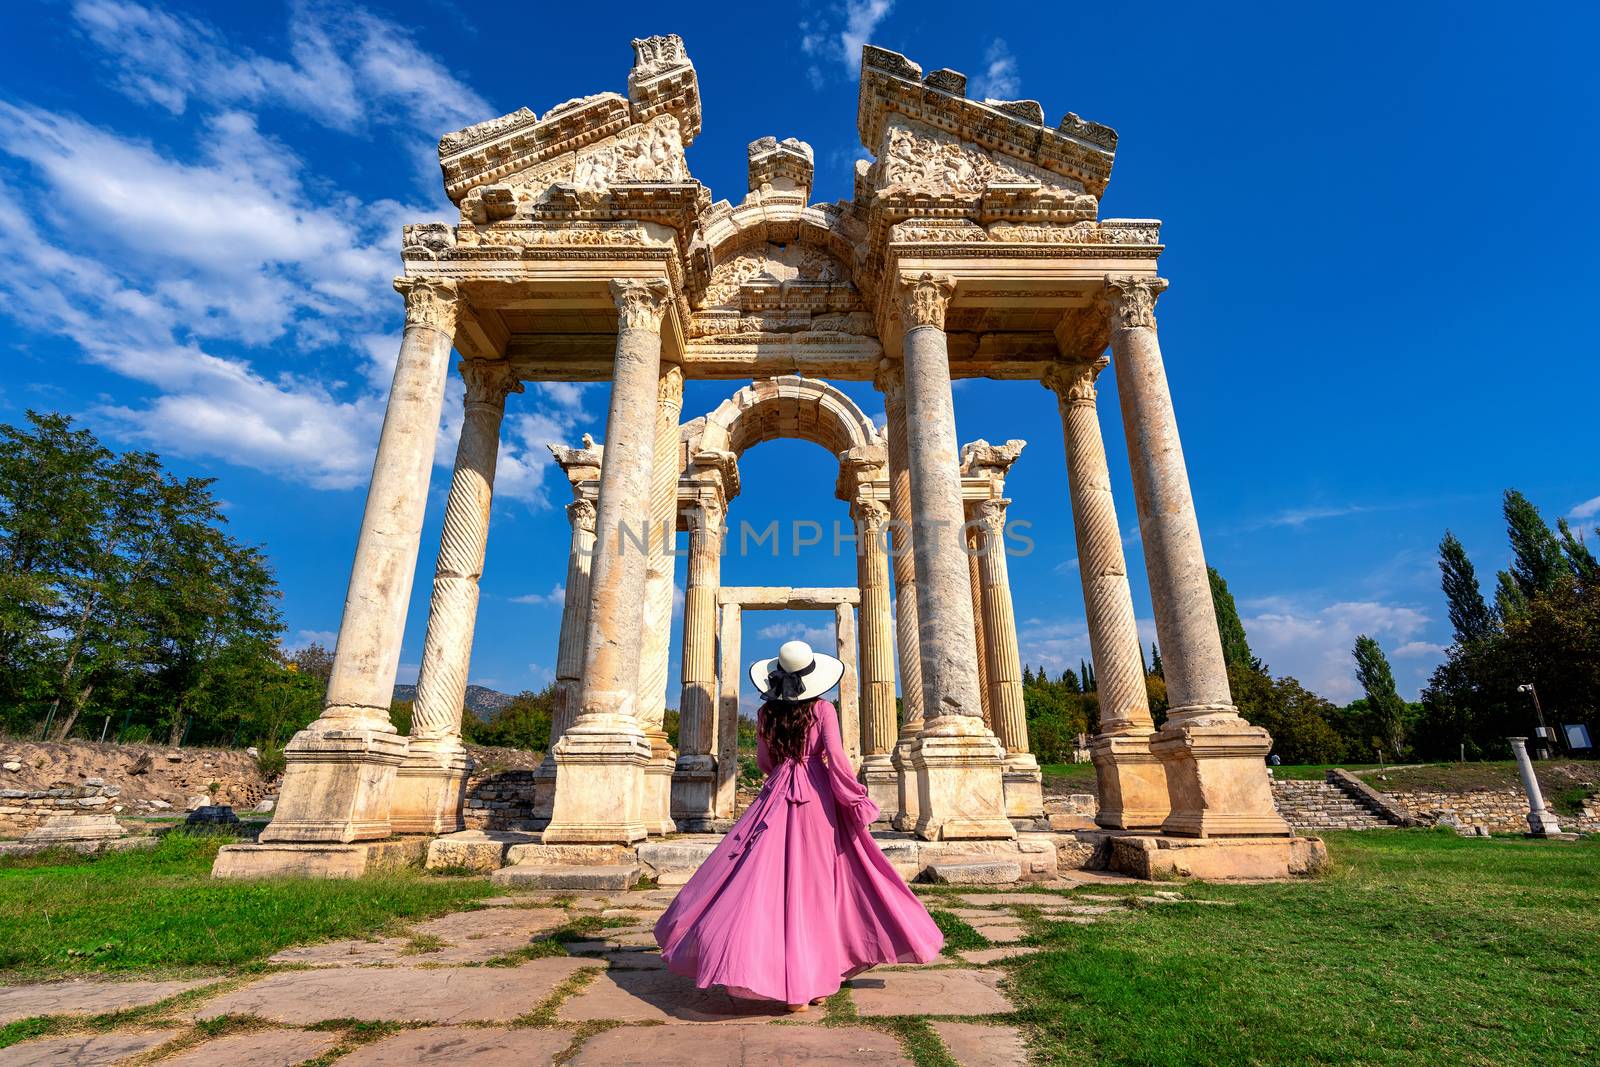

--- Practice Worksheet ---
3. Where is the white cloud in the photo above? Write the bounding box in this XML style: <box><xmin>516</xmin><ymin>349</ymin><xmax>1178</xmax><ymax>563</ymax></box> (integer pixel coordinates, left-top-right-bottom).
<box><xmin>971</xmin><ymin>39</ymin><xmax>1020</xmax><ymax>101</ymax></box>
<box><xmin>1242</xmin><ymin>597</ymin><xmax>1435</xmax><ymax>703</ymax></box>
<box><xmin>1569</xmin><ymin>494</ymin><xmax>1600</xmax><ymax>520</ymax></box>
<box><xmin>1246</xmin><ymin>503</ymin><xmax>1371</xmax><ymax>530</ymax></box>
<box><xmin>755</xmin><ymin>621</ymin><xmax>837</xmax><ymax>649</ymax></box>
<box><xmin>799</xmin><ymin>0</ymin><xmax>894</xmax><ymax>81</ymax></box>
<box><xmin>1392</xmin><ymin>640</ymin><xmax>1448</xmax><ymax>658</ymax></box>
<box><xmin>290</xmin><ymin>629</ymin><xmax>337</xmax><ymax>650</ymax></box>
<box><xmin>1016</xmin><ymin>615</ymin><xmax>1159</xmax><ymax>676</ymax></box>
<box><xmin>510</xmin><ymin>585</ymin><xmax>566</xmax><ymax>606</ymax></box>
<box><xmin>71</xmin><ymin>0</ymin><xmax>488</xmax><ymax>137</ymax></box>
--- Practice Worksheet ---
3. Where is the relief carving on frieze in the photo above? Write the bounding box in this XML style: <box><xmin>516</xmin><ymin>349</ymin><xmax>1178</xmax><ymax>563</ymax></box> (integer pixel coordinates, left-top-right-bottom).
<box><xmin>701</xmin><ymin>243</ymin><xmax>853</xmax><ymax>308</ymax></box>
<box><xmin>880</xmin><ymin>120</ymin><xmax>1084</xmax><ymax>196</ymax></box>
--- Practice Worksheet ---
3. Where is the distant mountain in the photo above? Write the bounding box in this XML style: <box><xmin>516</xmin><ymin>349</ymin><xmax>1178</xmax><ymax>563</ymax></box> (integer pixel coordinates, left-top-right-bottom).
<box><xmin>392</xmin><ymin>683</ymin><xmax>516</xmax><ymax>719</ymax></box>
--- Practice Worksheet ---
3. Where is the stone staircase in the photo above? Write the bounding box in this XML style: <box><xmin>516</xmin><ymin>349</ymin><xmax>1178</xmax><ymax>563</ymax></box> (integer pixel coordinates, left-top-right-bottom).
<box><xmin>1271</xmin><ymin>777</ymin><xmax>1394</xmax><ymax>831</ymax></box>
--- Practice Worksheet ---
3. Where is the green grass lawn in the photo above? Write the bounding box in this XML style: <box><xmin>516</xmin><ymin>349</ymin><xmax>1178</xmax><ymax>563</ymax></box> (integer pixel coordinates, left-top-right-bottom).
<box><xmin>1010</xmin><ymin>830</ymin><xmax>1600</xmax><ymax>1066</ymax></box>
<box><xmin>0</xmin><ymin>834</ymin><xmax>493</xmax><ymax>980</ymax></box>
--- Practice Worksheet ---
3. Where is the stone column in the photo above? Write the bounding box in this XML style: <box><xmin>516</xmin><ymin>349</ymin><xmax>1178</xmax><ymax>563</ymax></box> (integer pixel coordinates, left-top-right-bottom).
<box><xmin>714</xmin><ymin>602</ymin><xmax>742</xmax><ymax>823</ymax></box>
<box><xmin>876</xmin><ymin>359</ymin><xmax>925</xmax><ymax>832</ymax></box>
<box><xmin>671</xmin><ymin>499</ymin><xmax>723</xmax><ymax>831</ymax></box>
<box><xmin>636</xmin><ymin>363</ymin><xmax>685</xmax><ymax>835</ymax></box>
<box><xmin>973</xmin><ymin>498</ymin><xmax>1044</xmax><ymax>819</ymax></box>
<box><xmin>835</xmin><ymin>602</ymin><xmax>861</xmax><ymax>771</ymax></box>
<box><xmin>1105</xmin><ymin>276</ymin><xmax>1286</xmax><ymax>837</ymax></box>
<box><xmin>1045</xmin><ymin>358</ymin><xmax>1169</xmax><ymax>830</ymax></box>
<box><xmin>392</xmin><ymin>359</ymin><xmax>523</xmax><ymax>834</ymax></box>
<box><xmin>544</xmin><ymin>279</ymin><xmax>671</xmax><ymax>844</ymax></box>
<box><xmin>1509</xmin><ymin>737</ymin><xmax>1567</xmax><ymax>836</ymax></box>
<box><xmin>965</xmin><ymin>517</ymin><xmax>994</xmax><ymax>731</ymax></box>
<box><xmin>896</xmin><ymin>273</ymin><xmax>1012</xmax><ymax>840</ymax></box>
<box><xmin>854</xmin><ymin>497</ymin><xmax>898</xmax><ymax>818</ymax></box>
<box><xmin>262</xmin><ymin>278</ymin><xmax>457</xmax><ymax>844</ymax></box>
<box><xmin>533</xmin><ymin>497</ymin><xmax>597</xmax><ymax>824</ymax></box>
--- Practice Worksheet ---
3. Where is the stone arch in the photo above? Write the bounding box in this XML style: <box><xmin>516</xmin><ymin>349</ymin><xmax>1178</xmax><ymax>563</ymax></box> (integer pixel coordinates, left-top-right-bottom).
<box><xmin>692</xmin><ymin>375</ymin><xmax>883</xmax><ymax>461</ymax></box>
<box><xmin>688</xmin><ymin>201</ymin><xmax>867</xmax><ymax>310</ymax></box>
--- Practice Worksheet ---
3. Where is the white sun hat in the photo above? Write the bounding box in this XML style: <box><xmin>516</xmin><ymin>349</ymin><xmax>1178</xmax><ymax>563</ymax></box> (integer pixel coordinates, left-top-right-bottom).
<box><xmin>749</xmin><ymin>640</ymin><xmax>846</xmax><ymax>703</ymax></box>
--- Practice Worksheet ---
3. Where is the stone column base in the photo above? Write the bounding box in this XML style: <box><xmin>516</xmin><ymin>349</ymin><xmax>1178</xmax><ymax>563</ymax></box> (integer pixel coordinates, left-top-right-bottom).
<box><xmin>860</xmin><ymin>753</ymin><xmax>899</xmax><ymax>824</ymax></box>
<box><xmin>1526</xmin><ymin>811</ymin><xmax>1569</xmax><ymax>836</ymax></box>
<box><xmin>258</xmin><ymin>725</ymin><xmax>408</xmax><ymax>844</ymax></box>
<box><xmin>910</xmin><ymin>717</ymin><xmax>1015</xmax><ymax>841</ymax></box>
<box><xmin>1002</xmin><ymin>753</ymin><xmax>1045</xmax><ymax>819</ymax></box>
<box><xmin>542</xmin><ymin>717</ymin><xmax>652</xmax><ymax>845</ymax></box>
<box><xmin>1091</xmin><ymin>733</ymin><xmax>1171</xmax><ymax>830</ymax></box>
<box><xmin>670</xmin><ymin>753</ymin><xmax>717</xmax><ymax>833</ymax></box>
<box><xmin>890</xmin><ymin>738</ymin><xmax>921</xmax><ymax>832</ymax></box>
<box><xmin>1151</xmin><ymin>715</ymin><xmax>1291</xmax><ymax>837</ymax></box>
<box><xmin>1106</xmin><ymin>832</ymin><xmax>1327</xmax><ymax>880</ymax></box>
<box><xmin>212</xmin><ymin>838</ymin><xmax>429</xmax><ymax>879</ymax></box>
<box><xmin>390</xmin><ymin>740</ymin><xmax>473</xmax><ymax>835</ymax></box>
<box><xmin>530</xmin><ymin>755</ymin><xmax>557</xmax><ymax>829</ymax></box>
<box><xmin>640</xmin><ymin>741</ymin><xmax>678</xmax><ymax>835</ymax></box>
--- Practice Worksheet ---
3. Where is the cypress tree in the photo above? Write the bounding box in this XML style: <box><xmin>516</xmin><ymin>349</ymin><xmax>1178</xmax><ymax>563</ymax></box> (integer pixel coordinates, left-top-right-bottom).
<box><xmin>1079</xmin><ymin>659</ymin><xmax>1090</xmax><ymax>693</ymax></box>
<box><xmin>1087</xmin><ymin>661</ymin><xmax>1097</xmax><ymax>691</ymax></box>
<box><xmin>1150</xmin><ymin>642</ymin><xmax>1163</xmax><ymax>677</ymax></box>
<box><xmin>1437</xmin><ymin>530</ymin><xmax>1493</xmax><ymax>644</ymax></box>
<box><xmin>1208</xmin><ymin>566</ymin><xmax>1255</xmax><ymax>670</ymax></box>
<box><xmin>1353</xmin><ymin>634</ymin><xmax>1407</xmax><ymax>756</ymax></box>
<box><xmin>1503</xmin><ymin>489</ymin><xmax>1566</xmax><ymax>597</ymax></box>
<box><xmin>1557</xmin><ymin>518</ymin><xmax>1599</xmax><ymax>583</ymax></box>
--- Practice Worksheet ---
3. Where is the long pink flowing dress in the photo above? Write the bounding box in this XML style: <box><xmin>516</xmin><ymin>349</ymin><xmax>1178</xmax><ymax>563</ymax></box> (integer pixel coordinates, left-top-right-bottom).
<box><xmin>654</xmin><ymin>699</ymin><xmax>944</xmax><ymax>1005</ymax></box>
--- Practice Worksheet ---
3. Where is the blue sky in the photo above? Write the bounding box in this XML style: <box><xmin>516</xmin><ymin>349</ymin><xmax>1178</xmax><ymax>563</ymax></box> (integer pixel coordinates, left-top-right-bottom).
<box><xmin>2</xmin><ymin>1</ymin><xmax>1596</xmax><ymax>706</ymax></box>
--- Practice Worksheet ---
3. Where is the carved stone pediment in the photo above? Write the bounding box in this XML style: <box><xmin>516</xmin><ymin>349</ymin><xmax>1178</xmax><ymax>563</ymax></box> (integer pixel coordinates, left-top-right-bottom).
<box><xmin>699</xmin><ymin>242</ymin><xmax>857</xmax><ymax>310</ymax></box>
<box><xmin>876</xmin><ymin>119</ymin><xmax>1085</xmax><ymax>198</ymax></box>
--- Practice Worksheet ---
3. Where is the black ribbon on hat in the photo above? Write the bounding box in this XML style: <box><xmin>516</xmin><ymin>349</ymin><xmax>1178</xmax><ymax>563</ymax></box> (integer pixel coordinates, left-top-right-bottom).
<box><xmin>765</xmin><ymin>657</ymin><xmax>817</xmax><ymax>702</ymax></box>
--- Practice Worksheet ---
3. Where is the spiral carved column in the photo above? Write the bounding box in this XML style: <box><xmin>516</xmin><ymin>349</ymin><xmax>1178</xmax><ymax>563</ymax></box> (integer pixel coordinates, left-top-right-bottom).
<box><xmin>973</xmin><ymin>498</ymin><xmax>1043</xmax><ymax>819</ymax></box>
<box><xmin>393</xmin><ymin>359</ymin><xmax>522</xmax><ymax>834</ymax></box>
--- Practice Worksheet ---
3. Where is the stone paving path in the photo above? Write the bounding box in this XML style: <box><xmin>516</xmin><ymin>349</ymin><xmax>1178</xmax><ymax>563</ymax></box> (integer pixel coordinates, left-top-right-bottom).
<box><xmin>0</xmin><ymin>873</ymin><xmax>1204</xmax><ymax>1066</ymax></box>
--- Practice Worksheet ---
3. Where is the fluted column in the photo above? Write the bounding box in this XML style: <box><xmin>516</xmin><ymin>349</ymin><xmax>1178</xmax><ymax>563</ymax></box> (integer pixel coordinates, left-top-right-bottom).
<box><xmin>714</xmin><ymin>602</ymin><xmax>742</xmax><ymax>823</ymax></box>
<box><xmin>533</xmin><ymin>498</ymin><xmax>597</xmax><ymax>824</ymax></box>
<box><xmin>1045</xmin><ymin>357</ymin><xmax>1168</xmax><ymax>829</ymax></box>
<box><xmin>671</xmin><ymin>499</ymin><xmax>723</xmax><ymax>831</ymax></box>
<box><xmin>1104</xmin><ymin>276</ymin><xmax>1287</xmax><ymax>837</ymax></box>
<box><xmin>637</xmin><ymin>363</ymin><xmax>685</xmax><ymax>834</ymax></box>
<box><xmin>392</xmin><ymin>359</ymin><xmax>522</xmax><ymax>833</ymax></box>
<box><xmin>965</xmin><ymin>516</ymin><xmax>994</xmax><ymax>731</ymax></box>
<box><xmin>876</xmin><ymin>359</ymin><xmax>925</xmax><ymax>831</ymax></box>
<box><xmin>263</xmin><ymin>277</ymin><xmax>457</xmax><ymax>844</ymax></box>
<box><xmin>973</xmin><ymin>498</ymin><xmax>1043</xmax><ymax>819</ymax></box>
<box><xmin>896</xmin><ymin>273</ymin><xmax>1012</xmax><ymax>841</ymax></box>
<box><xmin>545</xmin><ymin>279</ymin><xmax>671</xmax><ymax>845</ymax></box>
<box><xmin>835</xmin><ymin>602</ymin><xmax>861</xmax><ymax>770</ymax></box>
<box><xmin>854</xmin><ymin>497</ymin><xmax>897</xmax><ymax>819</ymax></box>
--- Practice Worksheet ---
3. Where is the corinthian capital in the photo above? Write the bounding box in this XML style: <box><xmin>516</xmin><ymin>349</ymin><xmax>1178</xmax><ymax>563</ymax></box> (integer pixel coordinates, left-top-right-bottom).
<box><xmin>977</xmin><ymin>497</ymin><xmax>1010</xmax><ymax>535</ymax></box>
<box><xmin>460</xmin><ymin>359</ymin><xmax>524</xmax><ymax>407</ymax></box>
<box><xmin>394</xmin><ymin>277</ymin><xmax>459</xmax><ymax>333</ymax></box>
<box><xmin>1102</xmin><ymin>275</ymin><xmax>1167</xmax><ymax>331</ymax></box>
<box><xmin>658</xmin><ymin>362</ymin><xmax>685</xmax><ymax>411</ymax></box>
<box><xmin>872</xmin><ymin>356</ymin><xmax>903</xmax><ymax>394</ymax></box>
<box><xmin>567</xmin><ymin>498</ymin><xmax>597</xmax><ymax>533</ymax></box>
<box><xmin>1041</xmin><ymin>357</ymin><xmax>1109</xmax><ymax>405</ymax></box>
<box><xmin>611</xmin><ymin>279</ymin><xmax>673</xmax><ymax>332</ymax></box>
<box><xmin>896</xmin><ymin>271</ymin><xmax>955</xmax><ymax>331</ymax></box>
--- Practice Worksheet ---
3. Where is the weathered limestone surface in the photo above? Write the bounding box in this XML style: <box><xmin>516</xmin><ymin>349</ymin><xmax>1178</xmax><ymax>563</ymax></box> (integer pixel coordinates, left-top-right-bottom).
<box><xmin>898</xmin><ymin>274</ymin><xmax>1012</xmax><ymax>842</ymax></box>
<box><xmin>835</xmin><ymin>602</ymin><xmax>861</xmax><ymax>769</ymax></box>
<box><xmin>263</xmin><ymin>279</ymin><xmax>458</xmax><ymax>845</ymax></box>
<box><xmin>714</xmin><ymin>602</ymin><xmax>742</xmax><ymax>822</ymax></box>
<box><xmin>637</xmin><ymin>363</ymin><xmax>686</xmax><ymax>835</ymax></box>
<box><xmin>1047</xmin><ymin>358</ymin><xmax>1169</xmax><ymax>830</ymax></box>
<box><xmin>545</xmin><ymin>281</ymin><xmax>670</xmax><ymax>845</ymax></box>
<box><xmin>1107</xmin><ymin>278</ymin><xmax>1287</xmax><ymax>839</ymax></box>
<box><xmin>671</xmin><ymin>500</ymin><xmax>723</xmax><ymax>830</ymax></box>
<box><xmin>394</xmin><ymin>359</ymin><xmax>522</xmax><ymax>835</ymax></box>
<box><xmin>878</xmin><ymin>361</ymin><xmax>926</xmax><ymax>832</ymax></box>
<box><xmin>534</xmin><ymin>492</ymin><xmax>598</xmax><ymax>823</ymax></box>
<box><xmin>854</xmin><ymin>497</ymin><xmax>899</xmax><ymax>817</ymax></box>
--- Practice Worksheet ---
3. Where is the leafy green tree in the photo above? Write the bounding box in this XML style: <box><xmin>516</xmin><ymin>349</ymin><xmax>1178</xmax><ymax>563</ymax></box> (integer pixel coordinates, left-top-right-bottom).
<box><xmin>1557</xmin><ymin>518</ymin><xmax>1599</xmax><ymax>584</ymax></box>
<box><xmin>1494</xmin><ymin>570</ymin><xmax>1527</xmax><ymax>622</ymax></box>
<box><xmin>1438</xmin><ymin>530</ymin><xmax>1493</xmax><ymax>644</ymax></box>
<box><xmin>1231</xmin><ymin>664</ymin><xmax>1347</xmax><ymax>764</ymax></box>
<box><xmin>1503</xmin><ymin>489</ymin><xmax>1566</xmax><ymax>598</ymax></box>
<box><xmin>463</xmin><ymin>686</ymin><xmax>556</xmax><ymax>751</ymax></box>
<box><xmin>1353</xmin><ymin>634</ymin><xmax>1407</xmax><ymax>756</ymax></box>
<box><xmin>1208</xmin><ymin>566</ymin><xmax>1257</xmax><ymax>671</ymax></box>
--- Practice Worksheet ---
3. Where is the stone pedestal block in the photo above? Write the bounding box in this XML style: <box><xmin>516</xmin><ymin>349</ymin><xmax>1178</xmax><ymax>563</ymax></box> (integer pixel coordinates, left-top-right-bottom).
<box><xmin>859</xmin><ymin>753</ymin><xmax>899</xmax><ymax>824</ymax></box>
<box><xmin>670</xmin><ymin>753</ymin><xmax>717</xmax><ymax>832</ymax></box>
<box><xmin>1001</xmin><ymin>753</ymin><xmax>1045</xmax><ymax>820</ymax></box>
<box><xmin>910</xmin><ymin>718</ymin><xmax>1015</xmax><ymax>841</ymax></box>
<box><xmin>1152</xmin><ymin>718</ymin><xmax>1290</xmax><ymax>837</ymax></box>
<box><xmin>891</xmin><ymin>742</ymin><xmax>920</xmax><ymax>832</ymax></box>
<box><xmin>211</xmin><ymin>838</ymin><xmax>428</xmax><ymax>879</ymax></box>
<box><xmin>543</xmin><ymin>719</ymin><xmax>652</xmax><ymax>845</ymax></box>
<box><xmin>389</xmin><ymin>741</ymin><xmax>473</xmax><ymax>835</ymax></box>
<box><xmin>21</xmin><ymin>813</ymin><xmax>124</xmax><ymax>843</ymax></box>
<box><xmin>1107</xmin><ymin>833</ymin><xmax>1327</xmax><ymax>880</ymax></box>
<box><xmin>1091</xmin><ymin>734</ymin><xmax>1171</xmax><ymax>830</ymax></box>
<box><xmin>259</xmin><ymin>728</ymin><xmax>408</xmax><ymax>843</ymax></box>
<box><xmin>641</xmin><ymin>754</ymin><xmax>677</xmax><ymax>836</ymax></box>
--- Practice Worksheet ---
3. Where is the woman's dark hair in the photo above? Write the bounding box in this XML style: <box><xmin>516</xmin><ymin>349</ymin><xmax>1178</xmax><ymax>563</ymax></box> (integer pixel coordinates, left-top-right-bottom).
<box><xmin>759</xmin><ymin>698</ymin><xmax>817</xmax><ymax>763</ymax></box>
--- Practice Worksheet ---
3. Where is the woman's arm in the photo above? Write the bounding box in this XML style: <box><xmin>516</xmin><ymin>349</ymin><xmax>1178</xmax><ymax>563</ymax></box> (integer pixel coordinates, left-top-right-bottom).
<box><xmin>817</xmin><ymin>701</ymin><xmax>881</xmax><ymax>827</ymax></box>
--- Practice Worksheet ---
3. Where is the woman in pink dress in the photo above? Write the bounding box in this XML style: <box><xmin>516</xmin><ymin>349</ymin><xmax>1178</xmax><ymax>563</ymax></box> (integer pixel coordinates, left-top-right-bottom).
<box><xmin>654</xmin><ymin>639</ymin><xmax>945</xmax><ymax>1011</ymax></box>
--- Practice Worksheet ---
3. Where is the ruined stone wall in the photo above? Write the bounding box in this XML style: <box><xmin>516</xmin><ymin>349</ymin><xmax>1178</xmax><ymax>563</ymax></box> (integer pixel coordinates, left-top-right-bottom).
<box><xmin>463</xmin><ymin>745</ymin><xmax>542</xmax><ymax>831</ymax></box>
<box><xmin>0</xmin><ymin>741</ymin><xmax>271</xmax><ymax>833</ymax></box>
<box><xmin>0</xmin><ymin>780</ymin><xmax>123</xmax><ymax>837</ymax></box>
<box><xmin>1388</xmin><ymin>789</ymin><xmax>1600</xmax><ymax>835</ymax></box>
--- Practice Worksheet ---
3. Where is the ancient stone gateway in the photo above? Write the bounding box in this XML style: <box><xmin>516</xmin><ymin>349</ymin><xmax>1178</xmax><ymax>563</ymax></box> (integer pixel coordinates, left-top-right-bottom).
<box><xmin>222</xmin><ymin>35</ymin><xmax>1316</xmax><ymax>881</ymax></box>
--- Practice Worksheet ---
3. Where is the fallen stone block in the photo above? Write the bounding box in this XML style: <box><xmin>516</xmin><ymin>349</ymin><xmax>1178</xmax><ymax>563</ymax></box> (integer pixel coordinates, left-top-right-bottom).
<box><xmin>926</xmin><ymin>857</ymin><xmax>1023</xmax><ymax>885</ymax></box>
<box><xmin>490</xmin><ymin>863</ymin><xmax>640</xmax><ymax>891</ymax></box>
